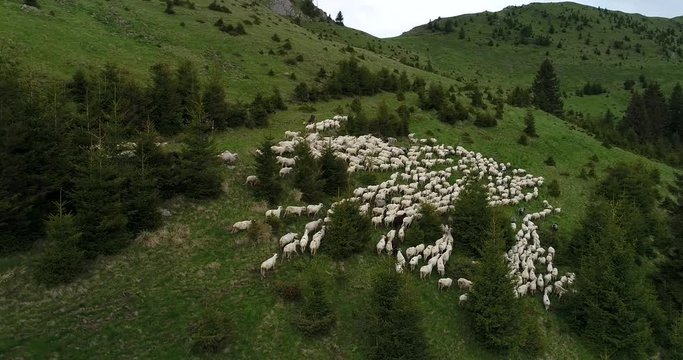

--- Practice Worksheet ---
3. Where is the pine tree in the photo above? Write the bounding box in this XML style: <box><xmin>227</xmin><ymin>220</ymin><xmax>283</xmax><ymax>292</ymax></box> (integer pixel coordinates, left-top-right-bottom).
<box><xmin>176</xmin><ymin>60</ymin><xmax>201</xmax><ymax>126</ymax></box>
<box><xmin>335</xmin><ymin>11</ymin><xmax>344</xmax><ymax>26</ymax></box>
<box><xmin>148</xmin><ymin>63</ymin><xmax>182</xmax><ymax>135</ymax></box>
<box><xmin>122</xmin><ymin>131</ymin><xmax>163</xmax><ymax>233</ymax></box>
<box><xmin>72</xmin><ymin>152</ymin><xmax>130</xmax><ymax>257</ymax></box>
<box><xmin>293</xmin><ymin>142</ymin><xmax>324</xmax><ymax>203</ymax></box>
<box><xmin>531</xmin><ymin>59</ymin><xmax>563</xmax><ymax>117</ymax></box>
<box><xmin>451</xmin><ymin>182</ymin><xmax>492</xmax><ymax>257</ymax></box>
<box><xmin>254</xmin><ymin>138</ymin><xmax>282</xmax><ymax>205</ymax></box>
<box><xmin>567</xmin><ymin>202</ymin><xmax>660</xmax><ymax>359</ymax></box>
<box><xmin>404</xmin><ymin>203</ymin><xmax>443</xmax><ymax>247</ymax></box>
<box><xmin>643</xmin><ymin>82</ymin><xmax>668</xmax><ymax>142</ymax></box>
<box><xmin>366</xmin><ymin>271</ymin><xmax>431</xmax><ymax>360</ymax></box>
<box><xmin>292</xmin><ymin>275</ymin><xmax>336</xmax><ymax>336</ymax></box>
<box><xmin>466</xmin><ymin>219</ymin><xmax>519</xmax><ymax>351</ymax></box>
<box><xmin>325</xmin><ymin>200</ymin><xmax>371</xmax><ymax>260</ymax></box>
<box><xmin>176</xmin><ymin>97</ymin><xmax>222</xmax><ymax>199</ymax></box>
<box><xmin>670</xmin><ymin>83</ymin><xmax>683</xmax><ymax>137</ymax></box>
<box><xmin>318</xmin><ymin>145</ymin><xmax>348</xmax><ymax>197</ymax></box>
<box><xmin>203</xmin><ymin>78</ymin><xmax>230</xmax><ymax>131</ymax></box>
<box><xmin>621</xmin><ymin>91</ymin><xmax>648</xmax><ymax>144</ymax></box>
<box><xmin>524</xmin><ymin>109</ymin><xmax>537</xmax><ymax>137</ymax></box>
<box><xmin>34</xmin><ymin>201</ymin><xmax>86</xmax><ymax>285</ymax></box>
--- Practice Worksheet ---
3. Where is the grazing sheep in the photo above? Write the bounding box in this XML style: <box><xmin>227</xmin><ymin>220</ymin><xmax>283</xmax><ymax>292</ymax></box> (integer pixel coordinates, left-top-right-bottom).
<box><xmin>409</xmin><ymin>255</ymin><xmax>422</xmax><ymax>271</ymax></box>
<box><xmin>459</xmin><ymin>293</ymin><xmax>468</xmax><ymax>305</ymax></box>
<box><xmin>279</xmin><ymin>233</ymin><xmax>298</xmax><ymax>247</ymax></box>
<box><xmin>265</xmin><ymin>206</ymin><xmax>283</xmax><ymax>218</ymax></box>
<box><xmin>419</xmin><ymin>264</ymin><xmax>433</xmax><ymax>279</ymax></box>
<box><xmin>458</xmin><ymin>278</ymin><xmax>473</xmax><ymax>291</ymax></box>
<box><xmin>219</xmin><ymin>151</ymin><xmax>238</xmax><ymax>164</ymax></box>
<box><xmin>231</xmin><ymin>220</ymin><xmax>252</xmax><ymax>233</ymax></box>
<box><xmin>543</xmin><ymin>292</ymin><xmax>551</xmax><ymax>310</ymax></box>
<box><xmin>309</xmin><ymin>238</ymin><xmax>320</xmax><ymax>256</ymax></box>
<box><xmin>395</xmin><ymin>263</ymin><xmax>404</xmax><ymax>274</ymax></box>
<box><xmin>396</xmin><ymin>249</ymin><xmax>406</xmax><ymax>267</ymax></box>
<box><xmin>299</xmin><ymin>229</ymin><xmax>309</xmax><ymax>251</ymax></box>
<box><xmin>245</xmin><ymin>175</ymin><xmax>258</xmax><ymax>186</ymax></box>
<box><xmin>260</xmin><ymin>253</ymin><xmax>278</xmax><ymax>278</ymax></box>
<box><xmin>376</xmin><ymin>236</ymin><xmax>386</xmax><ymax>255</ymax></box>
<box><xmin>516</xmin><ymin>283</ymin><xmax>529</xmax><ymax>297</ymax></box>
<box><xmin>279</xmin><ymin>167</ymin><xmax>293</xmax><ymax>176</ymax></box>
<box><xmin>285</xmin><ymin>206</ymin><xmax>305</xmax><ymax>217</ymax></box>
<box><xmin>306</xmin><ymin>203</ymin><xmax>324</xmax><ymax>216</ymax></box>
<box><xmin>437</xmin><ymin>258</ymin><xmax>446</xmax><ymax>277</ymax></box>
<box><xmin>283</xmin><ymin>242</ymin><xmax>298</xmax><ymax>260</ymax></box>
<box><xmin>438</xmin><ymin>277</ymin><xmax>453</xmax><ymax>290</ymax></box>
<box><xmin>385</xmin><ymin>237</ymin><xmax>394</xmax><ymax>255</ymax></box>
<box><xmin>305</xmin><ymin>219</ymin><xmax>323</xmax><ymax>233</ymax></box>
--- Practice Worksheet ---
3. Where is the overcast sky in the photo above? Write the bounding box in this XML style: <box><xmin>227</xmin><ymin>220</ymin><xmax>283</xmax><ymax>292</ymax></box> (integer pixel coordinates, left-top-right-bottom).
<box><xmin>314</xmin><ymin>1</ymin><xmax>683</xmax><ymax>38</ymax></box>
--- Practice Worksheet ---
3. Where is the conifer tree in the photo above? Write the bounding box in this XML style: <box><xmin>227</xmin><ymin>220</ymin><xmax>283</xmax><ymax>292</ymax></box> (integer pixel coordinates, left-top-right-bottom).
<box><xmin>293</xmin><ymin>275</ymin><xmax>336</xmax><ymax>336</ymax></box>
<box><xmin>122</xmin><ymin>131</ymin><xmax>163</xmax><ymax>233</ymax></box>
<box><xmin>325</xmin><ymin>200</ymin><xmax>371</xmax><ymax>260</ymax></box>
<box><xmin>148</xmin><ymin>63</ymin><xmax>182</xmax><ymax>135</ymax></box>
<box><xmin>567</xmin><ymin>202</ymin><xmax>660</xmax><ymax>359</ymax></box>
<box><xmin>466</xmin><ymin>219</ymin><xmax>519</xmax><ymax>351</ymax></box>
<box><xmin>176</xmin><ymin>60</ymin><xmax>201</xmax><ymax>126</ymax></box>
<box><xmin>318</xmin><ymin>144</ymin><xmax>348</xmax><ymax>196</ymax></box>
<box><xmin>254</xmin><ymin>138</ymin><xmax>282</xmax><ymax>205</ymax></box>
<box><xmin>523</xmin><ymin>109</ymin><xmax>537</xmax><ymax>137</ymax></box>
<box><xmin>72</xmin><ymin>152</ymin><xmax>130</xmax><ymax>257</ymax></box>
<box><xmin>293</xmin><ymin>142</ymin><xmax>324</xmax><ymax>203</ymax></box>
<box><xmin>176</xmin><ymin>97</ymin><xmax>222</xmax><ymax>199</ymax></box>
<box><xmin>531</xmin><ymin>59</ymin><xmax>563</xmax><ymax>117</ymax></box>
<box><xmin>451</xmin><ymin>182</ymin><xmax>492</xmax><ymax>257</ymax></box>
<box><xmin>34</xmin><ymin>200</ymin><xmax>86</xmax><ymax>285</ymax></box>
<box><xmin>404</xmin><ymin>204</ymin><xmax>443</xmax><ymax>247</ymax></box>
<box><xmin>366</xmin><ymin>271</ymin><xmax>431</xmax><ymax>360</ymax></box>
<box><xmin>670</xmin><ymin>83</ymin><xmax>683</xmax><ymax>136</ymax></box>
<box><xmin>203</xmin><ymin>78</ymin><xmax>230</xmax><ymax>131</ymax></box>
<box><xmin>335</xmin><ymin>11</ymin><xmax>344</xmax><ymax>26</ymax></box>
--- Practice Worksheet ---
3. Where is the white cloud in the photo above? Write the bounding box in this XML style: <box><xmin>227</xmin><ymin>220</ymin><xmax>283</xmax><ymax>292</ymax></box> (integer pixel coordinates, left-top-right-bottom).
<box><xmin>314</xmin><ymin>0</ymin><xmax>683</xmax><ymax>38</ymax></box>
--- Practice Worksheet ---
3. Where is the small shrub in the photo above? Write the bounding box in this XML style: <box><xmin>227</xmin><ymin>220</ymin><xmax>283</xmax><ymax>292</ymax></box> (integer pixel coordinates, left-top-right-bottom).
<box><xmin>283</xmin><ymin>40</ymin><xmax>292</xmax><ymax>50</ymax></box>
<box><xmin>292</xmin><ymin>276</ymin><xmax>335</xmax><ymax>336</ymax></box>
<box><xmin>544</xmin><ymin>156</ymin><xmax>556</xmax><ymax>166</ymax></box>
<box><xmin>189</xmin><ymin>310</ymin><xmax>234</xmax><ymax>354</ymax></box>
<box><xmin>295</xmin><ymin>54</ymin><xmax>304</xmax><ymax>62</ymax></box>
<box><xmin>274</xmin><ymin>280</ymin><xmax>303</xmax><ymax>301</ymax></box>
<box><xmin>267</xmin><ymin>69</ymin><xmax>275</xmax><ymax>76</ymax></box>
<box><xmin>208</xmin><ymin>0</ymin><xmax>231</xmax><ymax>13</ymax></box>
<box><xmin>517</xmin><ymin>134</ymin><xmax>528</xmax><ymax>145</ymax></box>
<box><xmin>473</xmin><ymin>111</ymin><xmax>497</xmax><ymax>127</ymax></box>
<box><xmin>33</xmin><ymin>212</ymin><xmax>86</xmax><ymax>285</ymax></box>
<box><xmin>24</xmin><ymin>0</ymin><xmax>40</xmax><ymax>8</ymax></box>
<box><xmin>271</xmin><ymin>33</ymin><xmax>281</xmax><ymax>42</ymax></box>
<box><xmin>247</xmin><ymin>220</ymin><xmax>272</xmax><ymax>244</ymax></box>
<box><xmin>548</xmin><ymin>179</ymin><xmax>561</xmax><ymax>197</ymax></box>
<box><xmin>164</xmin><ymin>1</ymin><xmax>175</xmax><ymax>14</ymax></box>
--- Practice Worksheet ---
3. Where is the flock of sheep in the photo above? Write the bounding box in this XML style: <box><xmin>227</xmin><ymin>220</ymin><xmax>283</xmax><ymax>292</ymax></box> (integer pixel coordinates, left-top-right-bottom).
<box><xmin>228</xmin><ymin>114</ymin><xmax>574</xmax><ymax>311</ymax></box>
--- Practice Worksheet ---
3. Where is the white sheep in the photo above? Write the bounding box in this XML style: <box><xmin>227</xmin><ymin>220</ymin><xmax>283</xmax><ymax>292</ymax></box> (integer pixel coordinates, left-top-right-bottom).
<box><xmin>376</xmin><ymin>236</ymin><xmax>386</xmax><ymax>256</ymax></box>
<box><xmin>265</xmin><ymin>206</ymin><xmax>283</xmax><ymax>218</ymax></box>
<box><xmin>306</xmin><ymin>203</ymin><xmax>324</xmax><ymax>216</ymax></box>
<box><xmin>245</xmin><ymin>175</ymin><xmax>258</xmax><ymax>186</ymax></box>
<box><xmin>299</xmin><ymin>229</ymin><xmax>309</xmax><ymax>251</ymax></box>
<box><xmin>279</xmin><ymin>167</ymin><xmax>293</xmax><ymax>176</ymax></box>
<box><xmin>458</xmin><ymin>278</ymin><xmax>473</xmax><ymax>291</ymax></box>
<box><xmin>283</xmin><ymin>242</ymin><xmax>298</xmax><ymax>260</ymax></box>
<box><xmin>543</xmin><ymin>292</ymin><xmax>551</xmax><ymax>310</ymax></box>
<box><xmin>438</xmin><ymin>277</ymin><xmax>453</xmax><ymax>290</ymax></box>
<box><xmin>279</xmin><ymin>233</ymin><xmax>298</xmax><ymax>247</ymax></box>
<box><xmin>459</xmin><ymin>293</ymin><xmax>468</xmax><ymax>305</ymax></box>
<box><xmin>305</xmin><ymin>219</ymin><xmax>322</xmax><ymax>233</ymax></box>
<box><xmin>231</xmin><ymin>220</ymin><xmax>252</xmax><ymax>233</ymax></box>
<box><xmin>409</xmin><ymin>255</ymin><xmax>422</xmax><ymax>271</ymax></box>
<box><xmin>395</xmin><ymin>262</ymin><xmax>404</xmax><ymax>274</ymax></box>
<box><xmin>419</xmin><ymin>264</ymin><xmax>433</xmax><ymax>279</ymax></box>
<box><xmin>260</xmin><ymin>253</ymin><xmax>278</xmax><ymax>278</ymax></box>
<box><xmin>396</xmin><ymin>249</ymin><xmax>406</xmax><ymax>267</ymax></box>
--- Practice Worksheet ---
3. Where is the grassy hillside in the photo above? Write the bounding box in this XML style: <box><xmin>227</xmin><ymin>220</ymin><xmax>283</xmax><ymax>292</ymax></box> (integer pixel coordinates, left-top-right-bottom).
<box><xmin>388</xmin><ymin>2</ymin><xmax>683</xmax><ymax>117</ymax></box>
<box><xmin>0</xmin><ymin>0</ymin><xmax>452</xmax><ymax>100</ymax></box>
<box><xmin>1</xmin><ymin>1</ymin><xmax>681</xmax><ymax>359</ymax></box>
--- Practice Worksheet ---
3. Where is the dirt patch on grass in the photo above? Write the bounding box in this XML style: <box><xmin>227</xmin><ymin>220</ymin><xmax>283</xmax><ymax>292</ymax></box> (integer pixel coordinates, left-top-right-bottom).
<box><xmin>136</xmin><ymin>224</ymin><xmax>191</xmax><ymax>248</ymax></box>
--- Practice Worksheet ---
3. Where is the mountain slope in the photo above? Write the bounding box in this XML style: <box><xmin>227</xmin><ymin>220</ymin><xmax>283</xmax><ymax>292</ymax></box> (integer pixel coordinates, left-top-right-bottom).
<box><xmin>388</xmin><ymin>2</ymin><xmax>683</xmax><ymax>117</ymax></box>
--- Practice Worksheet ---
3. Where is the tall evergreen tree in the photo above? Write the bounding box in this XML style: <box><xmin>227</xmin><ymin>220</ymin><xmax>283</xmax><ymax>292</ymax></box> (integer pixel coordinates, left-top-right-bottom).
<box><xmin>621</xmin><ymin>91</ymin><xmax>649</xmax><ymax>144</ymax></box>
<box><xmin>366</xmin><ymin>271</ymin><xmax>431</xmax><ymax>360</ymax></box>
<box><xmin>254</xmin><ymin>138</ymin><xmax>282</xmax><ymax>205</ymax></box>
<box><xmin>318</xmin><ymin>145</ymin><xmax>348</xmax><ymax>196</ymax></box>
<box><xmin>335</xmin><ymin>11</ymin><xmax>344</xmax><ymax>26</ymax></box>
<box><xmin>325</xmin><ymin>200</ymin><xmax>371</xmax><ymax>260</ymax></box>
<box><xmin>567</xmin><ymin>201</ymin><xmax>661</xmax><ymax>359</ymax></box>
<box><xmin>404</xmin><ymin>203</ymin><xmax>443</xmax><ymax>247</ymax></box>
<box><xmin>524</xmin><ymin>109</ymin><xmax>537</xmax><ymax>137</ymax></box>
<box><xmin>176</xmin><ymin>60</ymin><xmax>201</xmax><ymax>126</ymax></box>
<box><xmin>292</xmin><ymin>275</ymin><xmax>336</xmax><ymax>336</ymax></box>
<box><xmin>72</xmin><ymin>152</ymin><xmax>130</xmax><ymax>257</ymax></box>
<box><xmin>531</xmin><ymin>59</ymin><xmax>563</xmax><ymax>117</ymax></box>
<box><xmin>293</xmin><ymin>142</ymin><xmax>324</xmax><ymax>203</ymax></box>
<box><xmin>670</xmin><ymin>83</ymin><xmax>683</xmax><ymax>136</ymax></box>
<box><xmin>203</xmin><ymin>78</ymin><xmax>230</xmax><ymax>131</ymax></box>
<box><xmin>148</xmin><ymin>63</ymin><xmax>182</xmax><ymax>135</ymax></box>
<box><xmin>466</xmin><ymin>219</ymin><xmax>519</xmax><ymax>352</ymax></box>
<box><xmin>176</xmin><ymin>97</ymin><xmax>222</xmax><ymax>199</ymax></box>
<box><xmin>34</xmin><ymin>201</ymin><xmax>86</xmax><ymax>285</ymax></box>
<box><xmin>451</xmin><ymin>182</ymin><xmax>492</xmax><ymax>257</ymax></box>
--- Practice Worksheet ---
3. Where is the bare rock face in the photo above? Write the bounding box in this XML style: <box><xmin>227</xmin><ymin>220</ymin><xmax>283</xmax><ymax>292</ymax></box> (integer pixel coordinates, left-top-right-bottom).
<box><xmin>265</xmin><ymin>0</ymin><xmax>301</xmax><ymax>17</ymax></box>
